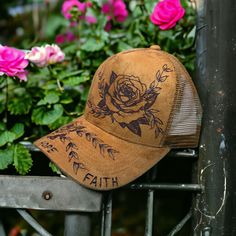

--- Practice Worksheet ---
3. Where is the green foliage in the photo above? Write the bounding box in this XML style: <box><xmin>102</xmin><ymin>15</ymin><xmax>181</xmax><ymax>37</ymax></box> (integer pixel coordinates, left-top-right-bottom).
<box><xmin>8</xmin><ymin>94</ymin><xmax>32</xmax><ymax>115</ymax></box>
<box><xmin>0</xmin><ymin>147</ymin><xmax>14</xmax><ymax>169</ymax></box>
<box><xmin>49</xmin><ymin>162</ymin><xmax>62</xmax><ymax>175</ymax></box>
<box><xmin>0</xmin><ymin>124</ymin><xmax>24</xmax><ymax>147</ymax></box>
<box><xmin>0</xmin><ymin>0</ymin><xmax>196</xmax><ymax>174</ymax></box>
<box><xmin>32</xmin><ymin>104</ymin><xmax>64</xmax><ymax>125</ymax></box>
<box><xmin>12</xmin><ymin>144</ymin><xmax>32</xmax><ymax>175</ymax></box>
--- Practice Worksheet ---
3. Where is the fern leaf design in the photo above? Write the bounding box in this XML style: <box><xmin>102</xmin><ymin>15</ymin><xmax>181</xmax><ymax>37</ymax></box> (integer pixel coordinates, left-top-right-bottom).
<box><xmin>73</xmin><ymin>161</ymin><xmax>87</xmax><ymax>175</ymax></box>
<box><xmin>68</xmin><ymin>151</ymin><xmax>78</xmax><ymax>162</ymax></box>
<box><xmin>66</xmin><ymin>142</ymin><xmax>78</xmax><ymax>152</ymax></box>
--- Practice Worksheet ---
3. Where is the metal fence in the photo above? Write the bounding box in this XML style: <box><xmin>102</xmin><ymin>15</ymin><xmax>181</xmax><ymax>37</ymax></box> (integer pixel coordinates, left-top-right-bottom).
<box><xmin>0</xmin><ymin>148</ymin><xmax>201</xmax><ymax>236</ymax></box>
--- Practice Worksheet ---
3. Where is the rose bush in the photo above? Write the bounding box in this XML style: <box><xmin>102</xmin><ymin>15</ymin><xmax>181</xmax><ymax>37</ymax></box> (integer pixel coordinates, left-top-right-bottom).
<box><xmin>0</xmin><ymin>0</ymin><xmax>196</xmax><ymax>174</ymax></box>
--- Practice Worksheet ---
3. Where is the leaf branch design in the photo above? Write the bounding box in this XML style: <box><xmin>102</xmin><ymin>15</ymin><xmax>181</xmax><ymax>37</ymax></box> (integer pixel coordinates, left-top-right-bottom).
<box><xmin>47</xmin><ymin>130</ymin><xmax>88</xmax><ymax>175</ymax></box>
<box><xmin>87</xmin><ymin>100</ymin><xmax>110</xmax><ymax>119</ymax></box>
<box><xmin>156</xmin><ymin>64</ymin><xmax>173</xmax><ymax>82</ymax></box>
<box><xmin>144</xmin><ymin>109</ymin><xmax>164</xmax><ymax>138</ymax></box>
<box><xmin>75</xmin><ymin>126</ymin><xmax>119</xmax><ymax>160</ymax></box>
<box><xmin>73</xmin><ymin>162</ymin><xmax>87</xmax><ymax>175</ymax></box>
<box><xmin>47</xmin><ymin>122</ymin><xmax>119</xmax><ymax>160</ymax></box>
<box><xmin>40</xmin><ymin>141</ymin><xmax>58</xmax><ymax>153</ymax></box>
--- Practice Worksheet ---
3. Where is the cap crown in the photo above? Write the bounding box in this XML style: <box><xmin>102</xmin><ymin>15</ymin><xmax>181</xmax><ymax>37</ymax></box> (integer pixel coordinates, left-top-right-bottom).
<box><xmin>85</xmin><ymin>47</ymin><xmax>202</xmax><ymax>148</ymax></box>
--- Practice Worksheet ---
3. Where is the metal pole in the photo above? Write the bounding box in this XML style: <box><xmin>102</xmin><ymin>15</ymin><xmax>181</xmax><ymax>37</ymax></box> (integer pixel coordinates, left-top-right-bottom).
<box><xmin>64</xmin><ymin>213</ymin><xmax>91</xmax><ymax>236</ymax></box>
<box><xmin>144</xmin><ymin>190</ymin><xmax>154</xmax><ymax>236</ymax></box>
<box><xmin>101</xmin><ymin>193</ymin><xmax>112</xmax><ymax>236</ymax></box>
<box><xmin>167</xmin><ymin>210</ymin><xmax>192</xmax><ymax>236</ymax></box>
<box><xmin>17</xmin><ymin>209</ymin><xmax>53</xmax><ymax>236</ymax></box>
<box><xmin>0</xmin><ymin>219</ymin><xmax>6</xmax><ymax>236</ymax></box>
<box><xmin>194</xmin><ymin>0</ymin><xmax>236</xmax><ymax>235</ymax></box>
<box><xmin>130</xmin><ymin>183</ymin><xmax>202</xmax><ymax>192</ymax></box>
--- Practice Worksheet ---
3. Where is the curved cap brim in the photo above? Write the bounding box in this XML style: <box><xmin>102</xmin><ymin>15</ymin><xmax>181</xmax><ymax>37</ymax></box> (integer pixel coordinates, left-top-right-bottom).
<box><xmin>34</xmin><ymin>116</ymin><xmax>170</xmax><ymax>190</ymax></box>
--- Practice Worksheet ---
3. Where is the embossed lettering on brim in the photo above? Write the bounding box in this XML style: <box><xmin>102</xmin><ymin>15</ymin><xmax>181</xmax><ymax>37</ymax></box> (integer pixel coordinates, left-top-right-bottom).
<box><xmin>34</xmin><ymin>46</ymin><xmax>202</xmax><ymax>190</ymax></box>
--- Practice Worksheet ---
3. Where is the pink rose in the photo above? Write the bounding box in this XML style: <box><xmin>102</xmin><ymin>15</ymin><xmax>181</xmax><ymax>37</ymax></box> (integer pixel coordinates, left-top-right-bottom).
<box><xmin>45</xmin><ymin>44</ymin><xmax>65</xmax><ymax>65</ymax></box>
<box><xmin>62</xmin><ymin>0</ymin><xmax>86</xmax><ymax>20</ymax></box>
<box><xmin>65</xmin><ymin>31</ymin><xmax>76</xmax><ymax>42</ymax></box>
<box><xmin>55</xmin><ymin>32</ymin><xmax>76</xmax><ymax>44</ymax></box>
<box><xmin>25</xmin><ymin>46</ymin><xmax>48</xmax><ymax>67</ymax></box>
<box><xmin>55</xmin><ymin>34</ymin><xmax>66</xmax><ymax>44</ymax></box>
<box><xmin>26</xmin><ymin>44</ymin><xmax>65</xmax><ymax>67</ymax></box>
<box><xmin>0</xmin><ymin>45</ymin><xmax>28</xmax><ymax>81</ymax></box>
<box><xmin>62</xmin><ymin>0</ymin><xmax>96</xmax><ymax>24</ymax></box>
<box><xmin>150</xmin><ymin>0</ymin><xmax>185</xmax><ymax>30</ymax></box>
<box><xmin>101</xmin><ymin>0</ymin><xmax>128</xmax><ymax>24</ymax></box>
<box><xmin>113</xmin><ymin>0</ymin><xmax>128</xmax><ymax>22</ymax></box>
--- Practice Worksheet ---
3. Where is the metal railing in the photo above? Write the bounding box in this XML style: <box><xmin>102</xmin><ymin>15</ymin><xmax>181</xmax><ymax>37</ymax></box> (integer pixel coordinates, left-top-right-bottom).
<box><xmin>0</xmin><ymin>147</ymin><xmax>201</xmax><ymax>236</ymax></box>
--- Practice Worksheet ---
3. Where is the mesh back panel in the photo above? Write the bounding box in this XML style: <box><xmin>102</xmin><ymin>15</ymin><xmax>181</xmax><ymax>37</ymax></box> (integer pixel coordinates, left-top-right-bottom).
<box><xmin>168</xmin><ymin>77</ymin><xmax>197</xmax><ymax>135</ymax></box>
<box><xmin>163</xmin><ymin>55</ymin><xmax>202</xmax><ymax>148</ymax></box>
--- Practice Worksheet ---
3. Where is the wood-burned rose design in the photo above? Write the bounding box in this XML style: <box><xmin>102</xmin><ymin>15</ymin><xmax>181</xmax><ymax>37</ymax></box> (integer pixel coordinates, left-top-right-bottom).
<box><xmin>88</xmin><ymin>64</ymin><xmax>173</xmax><ymax>137</ymax></box>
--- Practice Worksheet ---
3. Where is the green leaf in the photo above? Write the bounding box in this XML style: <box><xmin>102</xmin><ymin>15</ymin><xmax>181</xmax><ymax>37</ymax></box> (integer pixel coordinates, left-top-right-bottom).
<box><xmin>81</xmin><ymin>86</ymin><xmax>90</xmax><ymax>102</ymax></box>
<box><xmin>37</xmin><ymin>91</ymin><xmax>60</xmax><ymax>105</ymax></box>
<box><xmin>0</xmin><ymin>122</ymin><xmax>6</xmax><ymax>131</ymax></box>
<box><xmin>58</xmin><ymin>70</ymin><xmax>83</xmax><ymax>80</ymax></box>
<box><xmin>48</xmin><ymin>116</ymin><xmax>72</xmax><ymax>130</ymax></box>
<box><xmin>10</xmin><ymin>123</ymin><xmax>24</xmax><ymax>139</ymax></box>
<box><xmin>49</xmin><ymin>162</ymin><xmax>62</xmax><ymax>175</ymax></box>
<box><xmin>63</xmin><ymin>75</ymin><xmax>90</xmax><ymax>86</ymax></box>
<box><xmin>0</xmin><ymin>131</ymin><xmax>16</xmax><ymax>147</ymax></box>
<box><xmin>60</xmin><ymin>96</ymin><xmax>73</xmax><ymax>104</ymax></box>
<box><xmin>12</xmin><ymin>144</ymin><xmax>32</xmax><ymax>175</ymax></box>
<box><xmin>62</xmin><ymin>44</ymin><xmax>79</xmax><ymax>54</ymax></box>
<box><xmin>44</xmin><ymin>15</ymin><xmax>68</xmax><ymax>38</ymax></box>
<box><xmin>32</xmin><ymin>104</ymin><xmax>64</xmax><ymax>125</ymax></box>
<box><xmin>117</xmin><ymin>41</ymin><xmax>132</xmax><ymax>52</ymax></box>
<box><xmin>0</xmin><ymin>147</ymin><xmax>14</xmax><ymax>170</ymax></box>
<box><xmin>80</xmin><ymin>38</ymin><xmax>105</xmax><ymax>52</ymax></box>
<box><xmin>8</xmin><ymin>96</ymin><xmax>32</xmax><ymax>115</ymax></box>
<box><xmin>0</xmin><ymin>93</ymin><xmax>5</xmax><ymax>114</ymax></box>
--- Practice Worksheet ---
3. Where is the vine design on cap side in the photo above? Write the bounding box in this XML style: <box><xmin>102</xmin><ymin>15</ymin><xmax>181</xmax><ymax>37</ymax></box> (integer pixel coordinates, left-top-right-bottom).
<box><xmin>88</xmin><ymin>64</ymin><xmax>173</xmax><ymax>137</ymax></box>
<box><xmin>47</xmin><ymin>122</ymin><xmax>119</xmax><ymax>160</ymax></box>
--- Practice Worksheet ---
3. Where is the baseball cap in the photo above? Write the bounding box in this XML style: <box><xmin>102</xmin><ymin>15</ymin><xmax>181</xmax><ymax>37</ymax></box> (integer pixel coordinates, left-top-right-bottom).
<box><xmin>34</xmin><ymin>45</ymin><xmax>202</xmax><ymax>190</ymax></box>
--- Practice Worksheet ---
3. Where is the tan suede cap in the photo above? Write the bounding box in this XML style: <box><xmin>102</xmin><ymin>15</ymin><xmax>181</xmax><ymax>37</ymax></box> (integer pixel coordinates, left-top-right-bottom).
<box><xmin>34</xmin><ymin>46</ymin><xmax>202</xmax><ymax>190</ymax></box>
